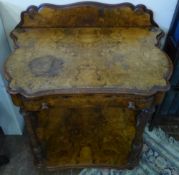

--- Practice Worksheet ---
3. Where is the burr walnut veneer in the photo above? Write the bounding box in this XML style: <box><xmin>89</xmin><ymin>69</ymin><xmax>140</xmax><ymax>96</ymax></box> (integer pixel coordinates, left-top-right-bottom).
<box><xmin>5</xmin><ymin>2</ymin><xmax>172</xmax><ymax>170</ymax></box>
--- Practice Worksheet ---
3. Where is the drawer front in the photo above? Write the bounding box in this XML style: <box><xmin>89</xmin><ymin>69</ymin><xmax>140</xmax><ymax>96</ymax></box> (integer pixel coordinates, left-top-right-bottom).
<box><xmin>16</xmin><ymin>94</ymin><xmax>154</xmax><ymax>111</ymax></box>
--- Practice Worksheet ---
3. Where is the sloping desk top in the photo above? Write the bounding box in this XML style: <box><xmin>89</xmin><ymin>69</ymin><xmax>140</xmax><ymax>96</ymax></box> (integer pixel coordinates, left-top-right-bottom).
<box><xmin>5</xmin><ymin>2</ymin><xmax>172</xmax><ymax>97</ymax></box>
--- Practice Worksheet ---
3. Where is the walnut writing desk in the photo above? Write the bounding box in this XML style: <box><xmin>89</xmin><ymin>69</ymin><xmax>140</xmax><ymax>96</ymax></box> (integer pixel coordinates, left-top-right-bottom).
<box><xmin>4</xmin><ymin>2</ymin><xmax>172</xmax><ymax>170</ymax></box>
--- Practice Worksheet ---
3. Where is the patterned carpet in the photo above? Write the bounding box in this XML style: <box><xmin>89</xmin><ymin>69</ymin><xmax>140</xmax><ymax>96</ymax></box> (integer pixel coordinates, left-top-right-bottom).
<box><xmin>0</xmin><ymin>127</ymin><xmax>179</xmax><ymax>175</ymax></box>
<box><xmin>80</xmin><ymin>127</ymin><xmax>179</xmax><ymax>175</ymax></box>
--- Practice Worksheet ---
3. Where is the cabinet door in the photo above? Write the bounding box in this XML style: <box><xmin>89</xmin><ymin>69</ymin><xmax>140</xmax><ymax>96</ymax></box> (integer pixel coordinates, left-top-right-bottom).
<box><xmin>34</xmin><ymin>106</ymin><xmax>137</xmax><ymax>168</ymax></box>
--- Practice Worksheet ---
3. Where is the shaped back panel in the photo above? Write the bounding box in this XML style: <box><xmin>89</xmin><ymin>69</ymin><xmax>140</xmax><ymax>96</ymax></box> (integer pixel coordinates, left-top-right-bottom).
<box><xmin>16</xmin><ymin>2</ymin><xmax>158</xmax><ymax>28</ymax></box>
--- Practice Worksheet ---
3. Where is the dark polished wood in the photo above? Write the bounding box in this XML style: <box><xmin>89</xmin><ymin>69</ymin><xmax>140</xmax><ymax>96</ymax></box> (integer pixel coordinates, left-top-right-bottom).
<box><xmin>4</xmin><ymin>2</ymin><xmax>172</xmax><ymax>170</ymax></box>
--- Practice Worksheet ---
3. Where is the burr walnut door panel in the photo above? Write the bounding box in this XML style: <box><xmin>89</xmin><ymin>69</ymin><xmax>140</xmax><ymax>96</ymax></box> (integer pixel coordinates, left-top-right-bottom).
<box><xmin>31</xmin><ymin>106</ymin><xmax>137</xmax><ymax>168</ymax></box>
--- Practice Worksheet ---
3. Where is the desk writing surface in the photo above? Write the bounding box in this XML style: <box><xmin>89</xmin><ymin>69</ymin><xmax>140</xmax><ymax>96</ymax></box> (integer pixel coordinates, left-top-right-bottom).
<box><xmin>5</xmin><ymin>27</ymin><xmax>170</xmax><ymax>96</ymax></box>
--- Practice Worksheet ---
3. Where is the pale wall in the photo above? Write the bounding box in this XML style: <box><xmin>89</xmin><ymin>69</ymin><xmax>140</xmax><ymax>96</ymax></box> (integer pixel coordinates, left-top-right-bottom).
<box><xmin>0</xmin><ymin>16</ymin><xmax>24</xmax><ymax>134</ymax></box>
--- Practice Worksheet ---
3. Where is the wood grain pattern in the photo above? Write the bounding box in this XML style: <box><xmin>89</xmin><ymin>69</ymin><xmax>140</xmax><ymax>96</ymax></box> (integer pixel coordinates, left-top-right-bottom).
<box><xmin>15</xmin><ymin>91</ymin><xmax>155</xmax><ymax>170</ymax></box>
<box><xmin>4</xmin><ymin>2</ymin><xmax>172</xmax><ymax>171</ymax></box>
<box><xmin>11</xmin><ymin>94</ymin><xmax>154</xmax><ymax>112</ymax></box>
<box><xmin>16</xmin><ymin>2</ymin><xmax>157</xmax><ymax>28</ymax></box>
<box><xmin>6</xmin><ymin>27</ymin><xmax>171</xmax><ymax>97</ymax></box>
<box><xmin>35</xmin><ymin>107</ymin><xmax>136</xmax><ymax>168</ymax></box>
<box><xmin>5</xmin><ymin>2</ymin><xmax>172</xmax><ymax>97</ymax></box>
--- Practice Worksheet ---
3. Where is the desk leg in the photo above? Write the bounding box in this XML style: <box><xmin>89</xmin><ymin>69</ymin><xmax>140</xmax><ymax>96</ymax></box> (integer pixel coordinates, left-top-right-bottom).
<box><xmin>128</xmin><ymin>108</ymin><xmax>154</xmax><ymax>168</ymax></box>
